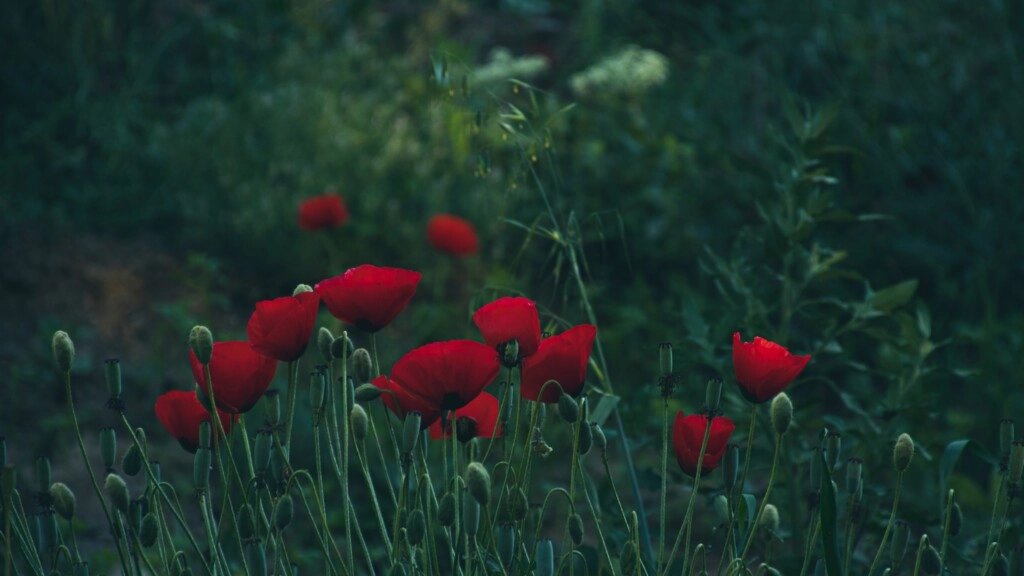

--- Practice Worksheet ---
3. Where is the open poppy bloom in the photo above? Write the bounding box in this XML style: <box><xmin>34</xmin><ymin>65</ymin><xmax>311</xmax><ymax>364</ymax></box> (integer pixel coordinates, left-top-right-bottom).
<box><xmin>246</xmin><ymin>291</ymin><xmax>321</xmax><ymax>362</ymax></box>
<box><xmin>428</xmin><ymin>391</ymin><xmax>501</xmax><ymax>442</ymax></box>
<box><xmin>315</xmin><ymin>265</ymin><xmax>422</xmax><ymax>333</ymax></box>
<box><xmin>426</xmin><ymin>214</ymin><xmax>479</xmax><ymax>256</ymax></box>
<box><xmin>732</xmin><ymin>333</ymin><xmax>811</xmax><ymax>404</ymax></box>
<box><xmin>473</xmin><ymin>296</ymin><xmax>542</xmax><ymax>366</ymax></box>
<box><xmin>190</xmin><ymin>341</ymin><xmax>278</xmax><ymax>414</ymax></box>
<box><xmin>298</xmin><ymin>193</ymin><xmax>349</xmax><ymax>231</ymax></box>
<box><xmin>373</xmin><ymin>340</ymin><xmax>500</xmax><ymax>428</ymax></box>
<box><xmin>672</xmin><ymin>412</ymin><xmax>735</xmax><ymax>476</ymax></box>
<box><xmin>520</xmin><ymin>324</ymin><xmax>597</xmax><ymax>403</ymax></box>
<box><xmin>155</xmin><ymin>390</ymin><xmax>236</xmax><ymax>453</ymax></box>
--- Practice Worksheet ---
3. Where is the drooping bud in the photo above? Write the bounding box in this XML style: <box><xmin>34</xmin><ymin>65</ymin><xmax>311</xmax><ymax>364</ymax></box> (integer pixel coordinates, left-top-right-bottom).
<box><xmin>104</xmin><ymin>473</ymin><xmax>130</xmax><ymax>514</ymax></box>
<box><xmin>846</xmin><ymin>458</ymin><xmax>863</xmax><ymax>497</ymax></box>
<box><xmin>100</xmin><ymin>427</ymin><xmax>117</xmax><ymax>471</ymax></box>
<box><xmin>1001</xmin><ymin>419</ymin><xmax>1016</xmax><ymax>468</ymax></box>
<box><xmin>140</xmin><ymin>513</ymin><xmax>159</xmax><ymax>547</ymax></box>
<box><xmin>52</xmin><ymin>331</ymin><xmax>75</xmax><ymax>373</ymax></box>
<box><xmin>577</xmin><ymin>420</ymin><xmax>593</xmax><ymax>456</ymax></box>
<box><xmin>467</xmin><ymin>462</ymin><xmax>491</xmax><ymax>506</ymax></box>
<box><xmin>891</xmin><ymin>520</ymin><xmax>910</xmax><ymax>566</ymax></box>
<box><xmin>824</xmin><ymin>432</ymin><xmax>842</xmax><ymax>470</ymax></box>
<box><xmin>535</xmin><ymin>539</ymin><xmax>554</xmax><ymax>576</ymax></box>
<box><xmin>105</xmin><ymin>358</ymin><xmax>123</xmax><ymax>400</ymax></box>
<box><xmin>36</xmin><ymin>457</ymin><xmax>51</xmax><ymax>493</ymax></box>
<box><xmin>330</xmin><ymin>333</ymin><xmax>352</xmax><ymax>360</ymax></box>
<box><xmin>351</xmin><ymin>405</ymin><xmax>369</xmax><ymax>441</ymax></box>
<box><xmin>438</xmin><ymin>492</ymin><xmax>456</xmax><ymax>526</ymax></box>
<box><xmin>920</xmin><ymin>542</ymin><xmax>941</xmax><ymax>575</ymax></box>
<box><xmin>705</xmin><ymin>377</ymin><xmax>723</xmax><ymax>413</ymax></box>
<box><xmin>760</xmin><ymin>503</ymin><xmax>779</xmax><ymax>535</ymax></box>
<box><xmin>274</xmin><ymin>495</ymin><xmax>294</xmax><ymax>530</ymax></box>
<box><xmin>193</xmin><ymin>448</ymin><xmax>211</xmax><ymax>491</ymax></box>
<box><xmin>1009</xmin><ymin>441</ymin><xmax>1024</xmax><ymax>484</ymax></box>
<box><xmin>246</xmin><ymin>539</ymin><xmax>268</xmax><ymax>576</ymax></box>
<box><xmin>49</xmin><ymin>482</ymin><xmax>76</xmax><ymax>520</ymax></box>
<box><xmin>406</xmin><ymin>509</ymin><xmax>426</xmax><ymax>546</ymax></box>
<box><xmin>263</xmin><ymin>389</ymin><xmax>281</xmax><ymax>428</ymax></box>
<box><xmin>317</xmin><ymin>327</ymin><xmax>334</xmax><ymax>363</ymax></box>
<box><xmin>188</xmin><ymin>326</ymin><xmax>213</xmax><ymax>365</ymax></box>
<box><xmin>770</xmin><ymin>392</ymin><xmax>793</xmax><ymax>437</ymax></box>
<box><xmin>568</xmin><ymin>513</ymin><xmax>584</xmax><ymax>546</ymax></box>
<box><xmin>722</xmin><ymin>444</ymin><xmax>739</xmax><ymax>494</ymax></box>
<box><xmin>558</xmin><ymin>393</ymin><xmax>579</xmax><ymax>423</ymax></box>
<box><xmin>122</xmin><ymin>440</ymin><xmax>144</xmax><ymax>477</ymax></box>
<box><xmin>893</xmin><ymin>433</ymin><xmax>915</xmax><ymax>473</ymax></box>
<box><xmin>238</xmin><ymin>505</ymin><xmax>256</xmax><ymax>541</ymax></box>
<box><xmin>354</xmin><ymin>383</ymin><xmax>382</xmax><ymax>402</ymax></box>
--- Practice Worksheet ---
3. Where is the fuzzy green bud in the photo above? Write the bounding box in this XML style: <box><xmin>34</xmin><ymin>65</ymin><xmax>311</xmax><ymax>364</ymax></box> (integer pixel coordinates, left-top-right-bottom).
<box><xmin>891</xmin><ymin>520</ymin><xmax>910</xmax><ymax>566</ymax></box>
<box><xmin>402</xmin><ymin>412</ymin><xmax>422</xmax><ymax>457</ymax></box>
<box><xmin>760</xmin><ymin>503</ymin><xmax>780</xmax><ymax>535</ymax></box>
<box><xmin>659</xmin><ymin>342</ymin><xmax>673</xmax><ymax>375</ymax></box>
<box><xmin>351</xmin><ymin>404</ymin><xmax>369</xmax><ymax>441</ymax></box>
<box><xmin>893</xmin><ymin>433</ymin><xmax>915</xmax><ymax>472</ymax></box>
<box><xmin>263</xmin><ymin>389</ymin><xmax>281</xmax><ymax>428</ymax></box>
<box><xmin>246</xmin><ymin>539</ymin><xmax>268</xmax><ymax>576</ymax></box>
<box><xmin>568</xmin><ymin>513</ymin><xmax>584</xmax><ymax>546</ymax></box>
<box><xmin>723</xmin><ymin>444</ymin><xmax>739</xmax><ymax>494</ymax></box>
<box><xmin>274</xmin><ymin>495</ymin><xmax>294</xmax><ymax>530</ymax></box>
<box><xmin>100</xmin><ymin>427</ymin><xmax>117</xmax><ymax>471</ymax></box>
<box><xmin>466</xmin><ymin>462</ymin><xmax>491</xmax><ymax>506</ymax></box>
<box><xmin>36</xmin><ymin>456</ymin><xmax>51</xmax><ymax>493</ymax></box>
<box><xmin>347</xmin><ymin>350</ymin><xmax>370</xmax><ymax>384</ymax></box>
<box><xmin>846</xmin><ymin>458</ymin><xmax>863</xmax><ymax>497</ymax></box>
<box><xmin>577</xmin><ymin>420</ymin><xmax>594</xmax><ymax>456</ymax></box>
<box><xmin>331</xmin><ymin>333</ymin><xmax>352</xmax><ymax>360</ymax></box>
<box><xmin>405</xmin><ymin>509</ymin><xmax>425</xmax><ymax>546</ymax></box>
<box><xmin>140</xmin><ymin>513</ymin><xmax>159</xmax><ymax>547</ymax></box>
<box><xmin>438</xmin><ymin>491</ymin><xmax>456</xmax><ymax>526</ymax></box>
<box><xmin>292</xmin><ymin>283</ymin><xmax>313</xmax><ymax>296</ymax></box>
<box><xmin>535</xmin><ymin>539</ymin><xmax>554</xmax><ymax>576</ymax></box>
<box><xmin>188</xmin><ymin>326</ymin><xmax>213</xmax><ymax>364</ymax></box>
<box><xmin>105</xmin><ymin>358</ymin><xmax>123</xmax><ymax>399</ymax></box>
<box><xmin>104</xmin><ymin>473</ymin><xmax>130</xmax><ymax>514</ymax></box>
<box><xmin>497</xmin><ymin>522</ymin><xmax>516</xmax><ymax>569</ymax></box>
<box><xmin>920</xmin><ymin>542</ymin><xmax>941</xmax><ymax>575</ymax></box>
<box><xmin>316</xmin><ymin>327</ymin><xmax>334</xmax><ymax>363</ymax></box>
<box><xmin>49</xmin><ymin>482</ymin><xmax>76</xmax><ymax>520</ymax></box>
<box><xmin>1010</xmin><ymin>441</ymin><xmax>1024</xmax><ymax>484</ymax></box>
<box><xmin>770</xmin><ymin>392</ymin><xmax>793</xmax><ymax>436</ymax></box>
<box><xmin>824</xmin><ymin>432</ymin><xmax>842</xmax><ymax>470</ymax></box>
<box><xmin>193</xmin><ymin>448</ymin><xmax>211</xmax><ymax>491</ymax></box>
<box><xmin>52</xmin><ymin>331</ymin><xmax>75</xmax><ymax>373</ymax></box>
<box><xmin>354</xmin><ymin>383</ymin><xmax>382</xmax><ymax>402</ymax></box>
<box><xmin>705</xmin><ymin>377</ymin><xmax>723</xmax><ymax>413</ymax></box>
<box><xmin>558</xmin><ymin>393</ymin><xmax>579</xmax><ymax>423</ymax></box>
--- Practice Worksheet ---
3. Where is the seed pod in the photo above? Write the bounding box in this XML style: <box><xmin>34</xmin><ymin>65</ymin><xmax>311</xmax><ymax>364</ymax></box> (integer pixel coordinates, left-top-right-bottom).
<box><xmin>100</xmin><ymin>427</ymin><xmax>117</xmax><ymax>471</ymax></box>
<box><xmin>705</xmin><ymin>377</ymin><xmax>723</xmax><ymax>413</ymax></box>
<box><xmin>770</xmin><ymin>393</ymin><xmax>793</xmax><ymax>437</ymax></box>
<box><xmin>140</xmin><ymin>513</ymin><xmax>159</xmax><ymax>547</ymax></box>
<box><xmin>438</xmin><ymin>492</ymin><xmax>456</xmax><ymax>526</ymax></box>
<box><xmin>105</xmin><ymin>358</ymin><xmax>123</xmax><ymax>400</ymax></box>
<box><xmin>122</xmin><ymin>443</ymin><xmax>143</xmax><ymax>477</ymax></box>
<box><xmin>49</xmin><ymin>482</ymin><xmax>76</xmax><ymax>520</ymax></box>
<box><xmin>351</xmin><ymin>405</ymin><xmax>369</xmax><ymax>441</ymax></box>
<box><xmin>274</xmin><ymin>495</ymin><xmax>294</xmax><ymax>531</ymax></box>
<box><xmin>466</xmin><ymin>462</ymin><xmax>491</xmax><ymax>506</ymax></box>
<box><xmin>402</xmin><ymin>412</ymin><xmax>422</xmax><ymax>457</ymax></box>
<box><xmin>558</xmin><ymin>393</ymin><xmax>579</xmax><ymax>423</ymax></box>
<box><xmin>104</xmin><ymin>473</ymin><xmax>130</xmax><ymax>514</ymax></box>
<box><xmin>659</xmin><ymin>342</ymin><xmax>673</xmax><ymax>375</ymax></box>
<box><xmin>263</xmin><ymin>389</ymin><xmax>281</xmax><ymax>428</ymax></box>
<box><xmin>317</xmin><ymin>327</ymin><xmax>334</xmax><ymax>363</ymax></box>
<box><xmin>193</xmin><ymin>448</ymin><xmax>211</xmax><ymax>491</ymax></box>
<box><xmin>893</xmin><ymin>433</ymin><xmax>915</xmax><ymax>473</ymax></box>
<box><xmin>405</xmin><ymin>509</ymin><xmax>425</xmax><ymax>546</ymax></box>
<box><xmin>496</xmin><ymin>522</ymin><xmax>516</xmax><ymax>569</ymax></box>
<box><xmin>52</xmin><ymin>331</ymin><xmax>75</xmax><ymax>373</ymax></box>
<box><xmin>568</xmin><ymin>513</ymin><xmax>584</xmax><ymax>546</ymax></box>
<box><xmin>535</xmin><ymin>539</ymin><xmax>554</xmax><ymax>576</ymax></box>
<box><xmin>188</xmin><ymin>326</ymin><xmax>213</xmax><ymax>365</ymax></box>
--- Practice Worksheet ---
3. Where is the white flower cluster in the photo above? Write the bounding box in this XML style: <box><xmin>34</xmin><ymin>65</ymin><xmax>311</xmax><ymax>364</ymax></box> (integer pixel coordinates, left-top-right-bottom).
<box><xmin>570</xmin><ymin>45</ymin><xmax>669</xmax><ymax>98</ymax></box>
<box><xmin>470</xmin><ymin>48</ymin><xmax>550</xmax><ymax>87</ymax></box>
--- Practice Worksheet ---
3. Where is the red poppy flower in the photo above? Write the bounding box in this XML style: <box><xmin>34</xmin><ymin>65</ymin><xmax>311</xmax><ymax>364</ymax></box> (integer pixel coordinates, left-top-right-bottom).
<box><xmin>246</xmin><ymin>291</ymin><xmax>321</xmax><ymax>362</ymax></box>
<box><xmin>314</xmin><ymin>265</ymin><xmax>422</xmax><ymax>333</ymax></box>
<box><xmin>426</xmin><ymin>214</ymin><xmax>479</xmax><ymax>256</ymax></box>
<box><xmin>520</xmin><ymin>324</ymin><xmax>597</xmax><ymax>403</ymax></box>
<box><xmin>672</xmin><ymin>412</ymin><xmax>735</xmax><ymax>476</ymax></box>
<box><xmin>190</xmin><ymin>341</ymin><xmax>278</xmax><ymax>414</ymax></box>
<box><xmin>473</xmin><ymin>297</ymin><xmax>542</xmax><ymax>365</ymax></box>
<box><xmin>298</xmin><ymin>193</ymin><xmax>348</xmax><ymax>231</ymax></box>
<box><xmin>155</xmin><ymin>390</ymin><xmax>236</xmax><ymax>453</ymax></box>
<box><xmin>428</xmin><ymin>392</ymin><xmax>501</xmax><ymax>442</ymax></box>
<box><xmin>732</xmin><ymin>333</ymin><xmax>811</xmax><ymax>404</ymax></box>
<box><xmin>374</xmin><ymin>340</ymin><xmax>500</xmax><ymax>428</ymax></box>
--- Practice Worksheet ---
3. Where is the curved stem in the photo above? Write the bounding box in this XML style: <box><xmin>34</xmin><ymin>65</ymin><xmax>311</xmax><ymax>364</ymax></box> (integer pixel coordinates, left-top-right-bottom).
<box><xmin>657</xmin><ymin>400</ymin><xmax>669</xmax><ymax>575</ymax></box>
<box><xmin>284</xmin><ymin>361</ymin><xmax>299</xmax><ymax>451</ymax></box>
<box><xmin>739</xmin><ymin>433</ymin><xmax>782</xmax><ymax>564</ymax></box>
<box><xmin>662</xmin><ymin>416</ymin><xmax>714</xmax><ymax>576</ymax></box>
<box><xmin>866</xmin><ymin>471</ymin><xmax>904</xmax><ymax>576</ymax></box>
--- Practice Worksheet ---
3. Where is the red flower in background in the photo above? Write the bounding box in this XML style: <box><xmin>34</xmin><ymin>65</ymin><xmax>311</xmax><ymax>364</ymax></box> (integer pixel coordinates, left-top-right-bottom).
<box><xmin>298</xmin><ymin>193</ymin><xmax>348</xmax><ymax>231</ymax></box>
<box><xmin>155</xmin><ymin>390</ymin><xmax>236</xmax><ymax>453</ymax></box>
<box><xmin>246</xmin><ymin>291</ymin><xmax>321</xmax><ymax>362</ymax></box>
<box><xmin>374</xmin><ymin>340</ymin><xmax>500</xmax><ymax>427</ymax></box>
<box><xmin>190</xmin><ymin>341</ymin><xmax>278</xmax><ymax>414</ymax></box>
<box><xmin>427</xmin><ymin>214</ymin><xmax>479</xmax><ymax>256</ymax></box>
<box><xmin>315</xmin><ymin>265</ymin><xmax>421</xmax><ymax>333</ymax></box>
<box><xmin>672</xmin><ymin>412</ymin><xmax>735</xmax><ymax>476</ymax></box>
<box><xmin>520</xmin><ymin>324</ymin><xmax>597</xmax><ymax>403</ymax></box>
<box><xmin>473</xmin><ymin>297</ymin><xmax>542</xmax><ymax>365</ymax></box>
<box><xmin>428</xmin><ymin>392</ymin><xmax>501</xmax><ymax>442</ymax></box>
<box><xmin>732</xmin><ymin>333</ymin><xmax>811</xmax><ymax>404</ymax></box>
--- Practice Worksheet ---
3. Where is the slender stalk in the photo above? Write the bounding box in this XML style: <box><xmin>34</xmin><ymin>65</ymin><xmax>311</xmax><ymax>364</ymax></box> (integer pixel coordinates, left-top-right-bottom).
<box><xmin>657</xmin><ymin>400</ymin><xmax>669</xmax><ymax>576</ymax></box>
<box><xmin>739</xmin><ymin>434</ymin><xmax>782</xmax><ymax>564</ymax></box>
<box><xmin>662</xmin><ymin>416</ymin><xmax>714</xmax><ymax>576</ymax></box>
<box><xmin>797</xmin><ymin>514</ymin><xmax>820</xmax><ymax>576</ymax></box>
<box><xmin>866</xmin><ymin>472</ymin><xmax>904</xmax><ymax>576</ymax></box>
<box><xmin>284</xmin><ymin>360</ymin><xmax>299</xmax><ymax>451</ymax></box>
<box><xmin>842</xmin><ymin>497</ymin><xmax>856</xmax><ymax>576</ymax></box>
<box><xmin>938</xmin><ymin>489</ymin><xmax>954</xmax><ymax>572</ymax></box>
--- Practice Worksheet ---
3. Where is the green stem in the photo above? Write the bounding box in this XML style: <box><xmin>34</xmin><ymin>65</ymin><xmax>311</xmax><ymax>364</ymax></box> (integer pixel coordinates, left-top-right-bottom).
<box><xmin>938</xmin><ymin>489</ymin><xmax>954</xmax><ymax>572</ymax></box>
<box><xmin>739</xmin><ymin>434</ymin><xmax>782</xmax><ymax>564</ymax></box>
<box><xmin>866</xmin><ymin>472</ymin><xmax>904</xmax><ymax>576</ymax></box>
<box><xmin>284</xmin><ymin>360</ymin><xmax>299</xmax><ymax>452</ymax></box>
<box><xmin>662</xmin><ymin>416</ymin><xmax>714</xmax><ymax>576</ymax></box>
<box><xmin>798</xmin><ymin>513</ymin><xmax>820</xmax><ymax>576</ymax></box>
<box><xmin>657</xmin><ymin>400</ymin><xmax>669</xmax><ymax>576</ymax></box>
<box><xmin>842</xmin><ymin>497</ymin><xmax>856</xmax><ymax>576</ymax></box>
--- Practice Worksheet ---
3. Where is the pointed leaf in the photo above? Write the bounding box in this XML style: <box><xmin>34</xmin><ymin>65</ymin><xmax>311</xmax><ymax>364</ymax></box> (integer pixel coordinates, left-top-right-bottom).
<box><xmin>869</xmin><ymin>280</ymin><xmax>918</xmax><ymax>313</ymax></box>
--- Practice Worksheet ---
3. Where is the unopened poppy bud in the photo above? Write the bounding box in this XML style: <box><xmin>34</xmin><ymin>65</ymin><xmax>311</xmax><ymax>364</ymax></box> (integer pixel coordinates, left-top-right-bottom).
<box><xmin>893</xmin><ymin>433</ymin><xmax>915</xmax><ymax>472</ymax></box>
<box><xmin>705</xmin><ymin>377</ymin><xmax>723</xmax><ymax>413</ymax></box>
<box><xmin>577</xmin><ymin>419</ymin><xmax>593</xmax><ymax>456</ymax></box>
<box><xmin>770</xmin><ymin>392</ymin><xmax>793</xmax><ymax>436</ymax></box>
<box><xmin>921</xmin><ymin>542</ymin><xmax>941</xmax><ymax>575</ymax></box>
<box><xmin>891</xmin><ymin>520</ymin><xmax>910</xmax><ymax>565</ymax></box>
<box><xmin>274</xmin><ymin>494</ymin><xmax>294</xmax><ymax>530</ymax></box>
<box><xmin>238</xmin><ymin>505</ymin><xmax>256</xmax><ymax>540</ymax></box>
<box><xmin>406</xmin><ymin>509</ymin><xmax>425</xmax><ymax>546</ymax></box>
<box><xmin>1001</xmin><ymin>419</ymin><xmax>1016</xmax><ymax>467</ymax></box>
<box><xmin>467</xmin><ymin>462</ymin><xmax>491</xmax><ymax>506</ymax></box>
<box><xmin>511</xmin><ymin>487</ymin><xmax>529</xmax><ymax>521</ymax></box>
<box><xmin>659</xmin><ymin>342</ymin><xmax>673</xmax><ymax>375</ymax></box>
<box><xmin>331</xmin><ymin>333</ymin><xmax>352</xmax><ymax>360</ymax></box>
<box><xmin>438</xmin><ymin>492</ymin><xmax>456</xmax><ymax>526</ymax></box>
<box><xmin>402</xmin><ymin>412</ymin><xmax>421</xmax><ymax>458</ymax></box>
<box><xmin>619</xmin><ymin>540</ymin><xmax>638</xmax><ymax>575</ymax></box>
<box><xmin>558</xmin><ymin>393</ymin><xmax>579</xmax><ymax>422</ymax></box>
<box><xmin>188</xmin><ymin>326</ymin><xmax>213</xmax><ymax>364</ymax></box>
<box><xmin>503</xmin><ymin>339</ymin><xmax>520</xmax><ymax>367</ymax></box>
<box><xmin>536</xmin><ymin>539</ymin><xmax>554</xmax><ymax>576</ymax></box>
<box><xmin>100</xmin><ymin>427</ymin><xmax>117</xmax><ymax>471</ymax></box>
<box><xmin>52</xmin><ymin>331</ymin><xmax>75</xmax><ymax>373</ymax></box>
<box><xmin>713</xmin><ymin>494</ymin><xmax>730</xmax><ymax>524</ymax></box>
<box><xmin>122</xmin><ymin>442</ymin><xmax>143</xmax><ymax>477</ymax></box>
<box><xmin>140</xmin><ymin>513</ymin><xmax>159</xmax><ymax>547</ymax></box>
<box><xmin>263</xmin><ymin>389</ymin><xmax>281</xmax><ymax>428</ymax></box>
<box><xmin>193</xmin><ymin>448</ymin><xmax>211</xmax><ymax>491</ymax></box>
<box><xmin>246</xmin><ymin>539</ymin><xmax>268</xmax><ymax>576</ymax></box>
<box><xmin>36</xmin><ymin>457</ymin><xmax>51</xmax><ymax>493</ymax></box>
<box><xmin>760</xmin><ymin>503</ymin><xmax>779</xmax><ymax>535</ymax></box>
<box><xmin>846</xmin><ymin>458</ymin><xmax>863</xmax><ymax>497</ymax></box>
<box><xmin>568</xmin><ymin>513</ymin><xmax>584</xmax><ymax>546</ymax></box>
<box><xmin>948</xmin><ymin>501</ymin><xmax>963</xmax><ymax>537</ymax></box>
<box><xmin>723</xmin><ymin>444</ymin><xmax>739</xmax><ymax>493</ymax></box>
<box><xmin>198</xmin><ymin>421</ymin><xmax>212</xmax><ymax>450</ymax></box>
<box><xmin>351</xmin><ymin>405</ymin><xmax>369</xmax><ymax>441</ymax></box>
<box><xmin>310</xmin><ymin>368</ymin><xmax>326</xmax><ymax>418</ymax></box>
<box><xmin>104</xmin><ymin>473</ymin><xmax>129</xmax><ymax>514</ymax></box>
<box><xmin>128</xmin><ymin>498</ymin><xmax>145</xmax><ymax>535</ymax></box>
<box><xmin>824</xmin><ymin>432</ymin><xmax>842</xmax><ymax>470</ymax></box>
<box><xmin>497</xmin><ymin>522</ymin><xmax>516</xmax><ymax>569</ymax></box>
<box><xmin>254</xmin><ymin>431</ymin><xmax>272</xmax><ymax>478</ymax></box>
<box><xmin>591</xmin><ymin>423</ymin><xmax>606</xmax><ymax>454</ymax></box>
<box><xmin>354</xmin><ymin>383</ymin><xmax>382</xmax><ymax>402</ymax></box>
<box><xmin>1010</xmin><ymin>441</ymin><xmax>1024</xmax><ymax>484</ymax></box>
<box><xmin>316</xmin><ymin>327</ymin><xmax>334</xmax><ymax>363</ymax></box>
<box><xmin>105</xmin><ymin>358</ymin><xmax>122</xmax><ymax>399</ymax></box>
<box><xmin>49</xmin><ymin>482</ymin><xmax>76</xmax><ymax>520</ymax></box>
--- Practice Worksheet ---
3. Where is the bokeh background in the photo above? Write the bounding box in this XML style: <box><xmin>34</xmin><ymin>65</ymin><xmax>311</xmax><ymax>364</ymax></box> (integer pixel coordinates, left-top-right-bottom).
<box><xmin>2</xmin><ymin>0</ymin><xmax>1023</xmax><ymax>567</ymax></box>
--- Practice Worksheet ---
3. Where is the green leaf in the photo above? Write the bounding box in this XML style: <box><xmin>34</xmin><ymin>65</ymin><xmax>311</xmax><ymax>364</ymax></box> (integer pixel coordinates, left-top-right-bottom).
<box><xmin>735</xmin><ymin>493</ymin><xmax>758</xmax><ymax>553</ymax></box>
<box><xmin>819</xmin><ymin>451</ymin><xmax>842</xmax><ymax>576</ymax></box>
<box><xmin>869</xmin><ymin>280</ymin><xmax>919</xmax><ymax>313</ymax></box>
<box><xmin>938</xmin><ymin>439</ymin><xmax>997</xmax><ymax>511</ymax></box>
<box><xmin>588</xmin><ymin>393</ymin><xmax>620</xmax><ymax>428</ymax></box>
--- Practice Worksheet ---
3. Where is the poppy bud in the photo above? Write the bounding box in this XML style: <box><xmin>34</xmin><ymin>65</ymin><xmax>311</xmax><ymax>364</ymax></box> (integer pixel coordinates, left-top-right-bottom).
<box><xmin>254</xmin><ymin>431</ymin><xmax>272</xmax><ymax>479</ymax></box>
<box><xmin>406</xmin><ymin>509</ymin><xmax>425</xmax><ymax>546</ymax></box>
<box><xmin>274</xmin><ymin>495</ymin><xmax>294</xmax><ymax>530</ymax></box>
<box><xmin>467</xmin><ymin>462</ymin><xmax>491</xmax><ymax>506</ymax></box>
<box><xmin>659</xmin><ymin>342</ymin><xmax>673</xmax><ymax>376</ymax></box>
<box><xmin>246</xmin><ymin>539</ymin><xmax>268</xmax><ymax>576</ymax></box>
<box><xmin>503</xmin><ymin>339</ymin><xmax>520</xmax><ymax>367</ymax></box>
<box><xmin>198</xmin><ymin>421</ymin><xmax>212</xmax><ymax>450</ymax></box>
<box><xmin>891</xmin><ymin>520</ymin><xmax>910</xmax><ymax>566</ymax></box>
<box><xmin>496</xmin><ymin>522</ymin><xmax>516</xmax><ymax>569</ymax></box>
<box><xmin>893</xmin><ymin>433</ymin><xmax>915</xmax><ymax>473</ymax></box>
<box><xmin>331</xmin><ymin>333</ymin><xmax>352</xmax><ymax>361</ymax></box>
<box><xmin>122</xmin><ymin>440</ymin><xmax>144</xmax><ymax>478</ymax></box>
<box><xmin>402</xmin><ymin>412</ymin><xmax>421</xmax><ymax>460</ymax></box>
<box><xmin>723</xmin><ymin>444</ymin><xmax>739</xmax><ymax>494</ymax></box>
<box><xmin>713</xmin><ymin>494</ymin><xmax>729</xmax><ymax>524</ymax></box>
<box><xmin>438</xmin><ymin>492</ymin><xmax>456</xmax><ymax>526</ymax></box>
<box><xmin>824</xmin><ymin>432</ymin><xmax>842</xmax><ymax>470</ymax></box>
<box><xmin>558</xmin><ymin>393</ymin><xmax>579</xmax><ymax>423</ymax></box>
<box><xmin>1001</xmin><ymin>419</ymin><xmax>1016</xmax><ymax>467</ymax></box>
<box><xmin>535</xmin><ymin>539</ymin><xmax>554</xmax><ymax>576</ymax></box>
<box><xmin>344</xmin><ymin>349</ymin><xmax>370</xmax><ymax>385</ymax></box>
<box><xmin>591</xmin><ymin>423</ymin><xmax>606</xmax><ymax>454</ymax></box>
<box><xmin>263</xmin><ymin>389</ymin><xmax>281</xmax><ymax>428</ymax></box>
<box><xmin>140</xmin><ymin>513</ymin><xmax>159</xmax><ymax>548</ymax></box>
<box><xmin>49</xmin><ymin>482</ymin><xmax>76</xmax><ymax>520</ymax></box>
<box><xmin>920</xmin><ymin>542</ymin><xmax>941</xmax><ymax>575</ymax></box>
<box><xmin>568</xmin><ymin>513</ymin><xmax>584</xmax><ymax>546</ymax></box>
<box><xmin>577</xmin><ymin>420</ymin><xmax>593</xmax><ymax>456</ymax></box>
<box><xmin>36</xmin><ymin>456</ymin><xmax>51</xmax><ymax>493</ymax></box>
<box><xmin>128</xmin><ymin>498</ymin><xmax>145</xmax><ymax>535</ymax></box>
<box><xmin>354</xmin><ymin>383</ymin><xmax>382</xmax><ymax>402</ymax></box>
<box><xmin>310</xmin><ymin>368</ymin><xmax>326</xmax><ymax>418</ymax></box>
<box><xmin>705</xmin><ymin>377</ymin><xmax>723</xmax><ymax>413</ymax></box>
<box><xmin>104</xmin><ymin>473</ymin><xmax>130</xmax><ymax>514</ymax></box>
<box><xmin>846</xmin><ymin>458</ymin><xmax>863</xmax><ymax>497</ymax></box>
<box><xmin>316</xmin><ymin>327</ymin><xmax>334</xmax><ymax>363</ymax></box>
<box><xmin>1010</xmin><ymin>441</ymin><xmax>1024</xmax><ymax>484</ymax></box>
<box><xmin>292</xmin><ymin>283</ymin><xmax>313</xmax><ymax>296</ymax></box>
<box><xmin>188</xmin><ymin>326</ymin><xmax>213</xmax><ymax>365</ymax></box>
<box><xmin>351</xmin><ymin>405</ymin><xmax>369</xmax><ymax>441</ymax></box>
<box><xmin>770</xmin><ymin>392</ymin><xmax>793</xmax><ymax>437</ymax></box>
<box><xmin>100</xmin><ymin>427</ymin><xmax>117</xmax><ymax>471</ymax></box>
<box><xmin>760</xmin><ymin>503</ymin><xmax>779</xmax><ymax>535</ymax></box>
<box><xmin>105</xmin><ymin>358</ymin><xmax>123</xmax><ymax>400</ymax></box>
<box><xmin>238</xmin><ymin>505</ymin><xmax>256</xmax><ymax>540</ymax></box>
<box><xmin>193</xmin><ymin>448</ymin><xmax>211</xmax><ymax>491</ymax></box>
<box><xmin>52</xmin><ymin>331</ymin><xmax>75</xmax><ymax>373</ymax></box>
<box><xmin>510</xmin><ymin>487</ymin><xmax>529</xmax><ymax>521</ymax></box>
